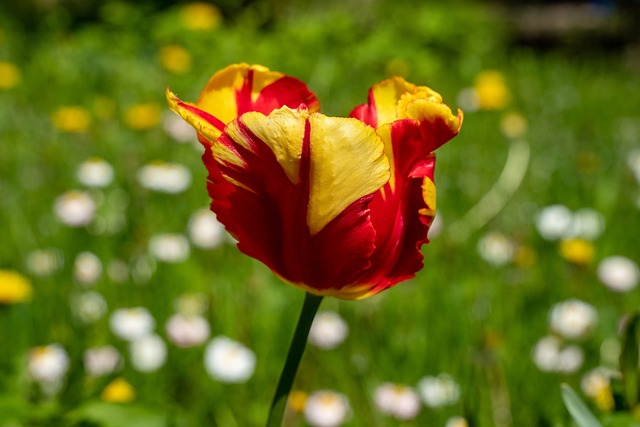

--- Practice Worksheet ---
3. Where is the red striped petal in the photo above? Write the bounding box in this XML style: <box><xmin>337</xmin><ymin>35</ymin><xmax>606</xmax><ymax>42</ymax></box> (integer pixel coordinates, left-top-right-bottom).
<box><xmin>206</xmin><ymin>107</ymin><xmax>386</xmax><ymax>295</ymax></box>
<box><xmin>352</xmin><ymin>119</ymin><xmax>440</xmax><ymax>295</ymax></box>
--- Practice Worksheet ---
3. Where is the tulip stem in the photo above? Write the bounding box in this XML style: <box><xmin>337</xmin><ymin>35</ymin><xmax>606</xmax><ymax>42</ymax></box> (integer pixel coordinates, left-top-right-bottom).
<box><xmin>266</xmin><ymin>292</ymin><xmax>323</xmax><ymax>427</ymax></box>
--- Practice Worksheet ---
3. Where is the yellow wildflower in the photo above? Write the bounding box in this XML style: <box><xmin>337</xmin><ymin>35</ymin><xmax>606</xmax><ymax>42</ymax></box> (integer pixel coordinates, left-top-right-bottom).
<box><xmin>0</xmin><ymin>62</ymin><xmax>21</xmax><ymax>89</ymax></box>
<box><xmin>101</xmin><ymin>377</ymin><xmax>135</xmax><ymax>403</ymax></box>
<box><xmin>123</xmin><ymin>103</ymin><xmax>161</xmax><ymax>130</ymax></box>
<box><xmin>594</xmin><ymin>385</ymin><xmax>614</xmax><ymax>412</ymax></box>
<box><xmin>182</xmin><ymin>3</ymin><xmax>221</xmax><ymax>31</ymax></box>
<box><xmin>474</xmin><ymin>70</ymin><xmax>510</xmax><ymax>110</ymax></box>
<box><xmin>559</xmin><ymin>238</ymin><xmax>595</xmax><ymax>265</ymax></box>
<box><xmin>287</xmin><ymin>390</ymin><xmax>308</xmax><ymax>413</ymax></box>
<box><xmin>0</xmin><ymin>270</ymin><xmax>33</xmax><ymax>304</ymax></box>
<box><xmin>159</xmin><ymin>45</ymin><xmax>192</xmax><ymax>74</ymax></box>
<box><xmin>51</xmin><ymin>106</ymin><xmax>91</xmax><ymax>133</ymax></box>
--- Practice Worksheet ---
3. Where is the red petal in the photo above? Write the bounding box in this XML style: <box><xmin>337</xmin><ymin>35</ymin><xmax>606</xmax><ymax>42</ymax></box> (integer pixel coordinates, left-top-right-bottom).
<box><xmin>253</xmin><ymin>77</ymin><xmax>320</xmax><ymax>115</ymax></box>
<box><xmin>353</xmin><ymin>120</ymin><xmax>438</xmax><ymax>293</ymax></box>
<box><xmin>206</xmin><ymin>109</ymin><xmax>378</xmax><ymax>293</ymax></box>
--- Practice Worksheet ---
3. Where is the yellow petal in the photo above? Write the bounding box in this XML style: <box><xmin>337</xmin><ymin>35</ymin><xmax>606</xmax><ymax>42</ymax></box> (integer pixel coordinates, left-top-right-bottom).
<box><xmin>403</xmin><ymin>98</ymin><xmax>461</xmax><ymax>131</ymax></box>
<box><xmin>374</xmin><ymin>124</ymin><xmax>396</xmax><ymax>193</ymax></box>
<box><xmin>370</xmin><ymin>77</ymin><xmax>417</xmax><ymax>126</ymax></box>
<box><xmin>238</xmin><ymin>107</ymin><xmax>308</xmax><ymax>184</ymax></box>
<box><xmin>166</xmin><ymin>88</ymin><xmax>222</xmax><ymax>144</ymax></box>
<box><xmin>196</xmin><ymin>63</ymin><xmax>282</xmax><ymax>124</ymax></box>
<box><xmin>419</xmin><ymin>175</ymin><xmax>436</xmax><ymax>217</ymax></box>
<box><xmin>308</xmin><ymin>114</ymin><xmax>390</xmax><ymax>235</ymax></box>
<box><xmin>101</xmin><ymin>378</ymin><xmax>135</xmax><ymax>403</ymax></box>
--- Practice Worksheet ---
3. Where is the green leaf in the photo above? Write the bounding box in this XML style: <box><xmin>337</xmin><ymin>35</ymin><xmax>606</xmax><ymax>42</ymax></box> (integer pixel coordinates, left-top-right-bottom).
<box><xmin>561</xmin><ymin>384</ymin><xmax>603</xmax><ymax>427</ymax></box>
<box><xmin>65</xmin><ymin>401</ymin><xmax>167</xmax><ymax>427</ymax></box>
<box><xmin>620</xmin><ymin>313</ymin><xmax>640</xmax><ymax>408</ymax></box>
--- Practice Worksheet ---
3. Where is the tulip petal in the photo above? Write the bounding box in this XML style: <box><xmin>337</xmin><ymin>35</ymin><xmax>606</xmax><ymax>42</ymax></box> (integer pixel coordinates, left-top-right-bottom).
<box><xmin>196</xmin><ymin>63</ymin><xmax>319</xmax><ymax>125</ymax></box>
<box><xmin>307</xmin><ymin>114</ymin><xmax>389</xmax><ymax>236</ymax></box>
<box><xmin>352</xmin><ymin>117</ymin><xmax>453</xmax><ymax>296</ymax></box>
<box><xmin>205</xmin><ymin>106</ymin><xmax>390</xmax><ymax>295</ymax></box>
<box><xmin>349</xmin><ymin>76</ymin><xmax>456</xmax><ymax>130</ymax></box>
<box><xmin>402</xmin><ymin>97</ymin><xmax>463</xmax><ymax>153</ymax></box>
<box><xmin>167</xmin><ymin>63</ymin><xmax>320</xmax><ymax>147</ymax></box>
<box><xmin>166</xmin><ymin>88</ymin><xmax>226</xmax><ymax>145</ymax></box>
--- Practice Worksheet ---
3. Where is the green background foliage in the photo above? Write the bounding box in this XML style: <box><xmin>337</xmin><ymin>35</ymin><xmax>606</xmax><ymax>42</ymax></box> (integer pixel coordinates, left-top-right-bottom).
<box><xmin>1</xmin><ymin>0</ymin><xmax>639</xmax><ymax>425</ymax></box>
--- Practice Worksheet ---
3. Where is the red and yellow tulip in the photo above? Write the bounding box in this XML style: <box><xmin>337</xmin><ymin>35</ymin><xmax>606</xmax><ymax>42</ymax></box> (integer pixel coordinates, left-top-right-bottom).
<box><xmin>167</xmin><ymin>63</ymin><xmax>462</xmax><ymax>299</ymax></box>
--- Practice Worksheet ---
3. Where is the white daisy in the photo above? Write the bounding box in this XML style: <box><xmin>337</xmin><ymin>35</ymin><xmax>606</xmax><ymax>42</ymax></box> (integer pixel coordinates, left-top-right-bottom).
<box><xmin>165</xmin><ymin>313</ymin><xmax>210</xmax><ymax>348</ymax></box>
<box><xmin>597</xmin><ymin>256</ymin><xmax>639</xmax><ymax>292</ymax></box>
<box><xmin>109</xmin><ymin>307</ymin><xmax>156</xmax><ymax>341</ymax></box>
<box><xmin>304</xmin><ymin>390</ymin><xmax>351</xmax><ymax>427</ymax></box>
<box><xmin>308</xmin><ymin>311</ymin><xmax>349</xmax><ymax>350</ymax></box>
<box><xmin>204</xmin><ymin>336</ymin><xmax>256</xmax><ymax>383</ymax></box>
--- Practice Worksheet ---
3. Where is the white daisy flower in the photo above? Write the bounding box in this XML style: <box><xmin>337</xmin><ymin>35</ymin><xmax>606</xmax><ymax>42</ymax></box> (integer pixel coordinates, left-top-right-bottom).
<box><xmin>137</xmin><ymin>161</ymin><xmax>191</xmax><ymax>194</ymax></box>
<box><xmin>597</xmin><ymin>256</ymin><xmax>639</xmax><ymax>293</ymax></box>
<box><xmin>477</xmin><ymin>231</ymin><xmax>515</xmax><ymax>266</ymax></box>
<box><xmin>188</xmin><ymin>209</ymin><xmax>227</xmax><ymax>249</ymax></box>
<box><xmin>73</xmin><ymin>251</ymin><xmax>102</xmax><ymax>286</ymax></box>
<box><xmin>84</xmin><ymin>345</ymin><xmax>121</xmax><ymax>377</ymax></box>
<box><xmin>165</xmin><ymin>313</ymin><xmax>210</xmax><ymax>348</ymax></box>
<box><xmin>373</xmin><ymin>382</ymin><xmax>421</xmax><ymax>420</ymax></box>
<box><xmin>204</xmin><ymin>336</ymin><xmax>256</xmax><ymax>383</ymax></box>
<box><xmin>569</xmin><ymin>208</ymin><xmax>605</xmax><ymax>240</ymax></box>
<box><xmin>28</xmin><ymin>344</ymin><xmax>70</xmax><ymax>394</ymax></box>
<box><xmin>148</xmin><ymin>233</ymin><xmax>190</xmax><ymax>263</ymax></box>
<box><xmin>130</xmin><ymin>334</ymin><xmax>167</xmax><ymax>372</ymax></box>
<box><xmin>308</xmin><ymin>311</ymin><xmax>349</xmax><ymax>350</ymax></box>
<box><xmin>417</xmin><ymin>374</ymin><xmax>461</xmax><ymax>408</ymax></box>
<box><xmin>76</xmin><ymin>157</ymin><xmax>114</xmax><ymax>188</ymax></box>
<box><xmin>549</xmin><ymin>299</ymin><xmax>597</xmax><ymax>340</ymax></box>
<box><xmin>531</xmin><ymin>335</ymin><xmax>584</xmax><ymax>374</ymax></box>
<box><xmin>54</xmin><ymin>190</ymin><xmax>96</xmax><ymax>227</ymax></box>
<box><xmin>535</xmin><ymin>204</ymin><xmax>573</xmax><ymax>241</ymax></box>
<box><xmin>304</xmin><ymin>390</ymin><xmax>351</xmax><ymax>427</ymax></box>
<box><xmin>109</xmin><ymin>307</ymin><xmax>155</xmax><ymax>341</ymax></box>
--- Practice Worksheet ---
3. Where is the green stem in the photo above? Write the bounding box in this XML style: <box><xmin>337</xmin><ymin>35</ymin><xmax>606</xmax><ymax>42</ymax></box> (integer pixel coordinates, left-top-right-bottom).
<box><xmin>266</xmin><ymin>292</ymin><xmax>323</xmax><ymax>427</ymax></box>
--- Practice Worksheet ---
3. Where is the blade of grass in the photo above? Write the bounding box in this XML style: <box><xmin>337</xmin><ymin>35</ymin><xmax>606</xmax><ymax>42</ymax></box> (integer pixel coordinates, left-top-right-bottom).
<box><xmin>561</xmin><ymin>384</ymin><xmax>603</xmax><ymax>427</ymax></box>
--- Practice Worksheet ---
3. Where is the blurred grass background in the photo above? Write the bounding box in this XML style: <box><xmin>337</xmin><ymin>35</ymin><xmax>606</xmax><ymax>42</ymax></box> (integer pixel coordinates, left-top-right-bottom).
<box><xmin>1</xmin><ymin>0</ymin><xmax>640</xmax><ymax>425</ymax></box>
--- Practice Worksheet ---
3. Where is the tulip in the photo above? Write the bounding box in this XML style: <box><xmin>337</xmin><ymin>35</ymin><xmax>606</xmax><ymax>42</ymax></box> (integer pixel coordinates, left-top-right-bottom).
<box><xmin>166</xmin><ymin>63</ymin><xmax>462</xmax><ymax>427</ymax></box>
<box><xmin>167</xmin><ymin>64</ymin><xmax>461</xmax><ymax>300</ymax></box>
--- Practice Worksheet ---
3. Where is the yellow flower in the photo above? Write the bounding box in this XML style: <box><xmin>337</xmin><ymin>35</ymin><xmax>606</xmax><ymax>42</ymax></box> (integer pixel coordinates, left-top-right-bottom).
<box><xmin>0</xmin><ymin>62</ymin><xmax>21</xmax><ymax>89</ymax></box>
<box><xmin>594</xmin><ymin>385</ymin><xmax>614</xmax><ymax>412</ymax></box>
<box><xmin>181</xmin><ymin>3</ymin><xmax>221</xmax><ymax>31</ymax></box>
<box><xmin>123</xmin><ymin>103</ymin><xmax>161</xmax><ymax>130</ymax></box>
<box><xmin>159</xmin><ymin>45</ymin><xmax>192</xmax><ymax>74</ymax></box>
<box><xmin>288</xmin><ymin>390</ymin><xmax>308</xmax><ymax>413</ymax></box>
<box><xmin>559</xmin><ymin>238</ymin><xmax>595</xmax><ymax>265</ymax></box>
<box><xmin>474</xmin><ymin>70</ymin><xmax>510</xmax><ymax>110</ymax></box>
<box><xmin>101</xmin><ymin>377</ymin><xmax>135</xmax><ymax>403</ymax></box>
<box><xmin>0</xmin><ymin>270</ymin><xmax>32</xmax><ymax>304</ymax></box>
<box><xmin>51</xmin><ymin>106</ymin><xmax>91</xmax><ymax>133</ymax></box>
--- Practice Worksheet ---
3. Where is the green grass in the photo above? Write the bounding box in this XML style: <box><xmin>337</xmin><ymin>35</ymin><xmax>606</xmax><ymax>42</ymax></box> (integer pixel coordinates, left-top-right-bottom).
<box><xmin>1</xmin><ymin>1</ymin><xmax>639</xmax><ymax>426</ymax></box>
